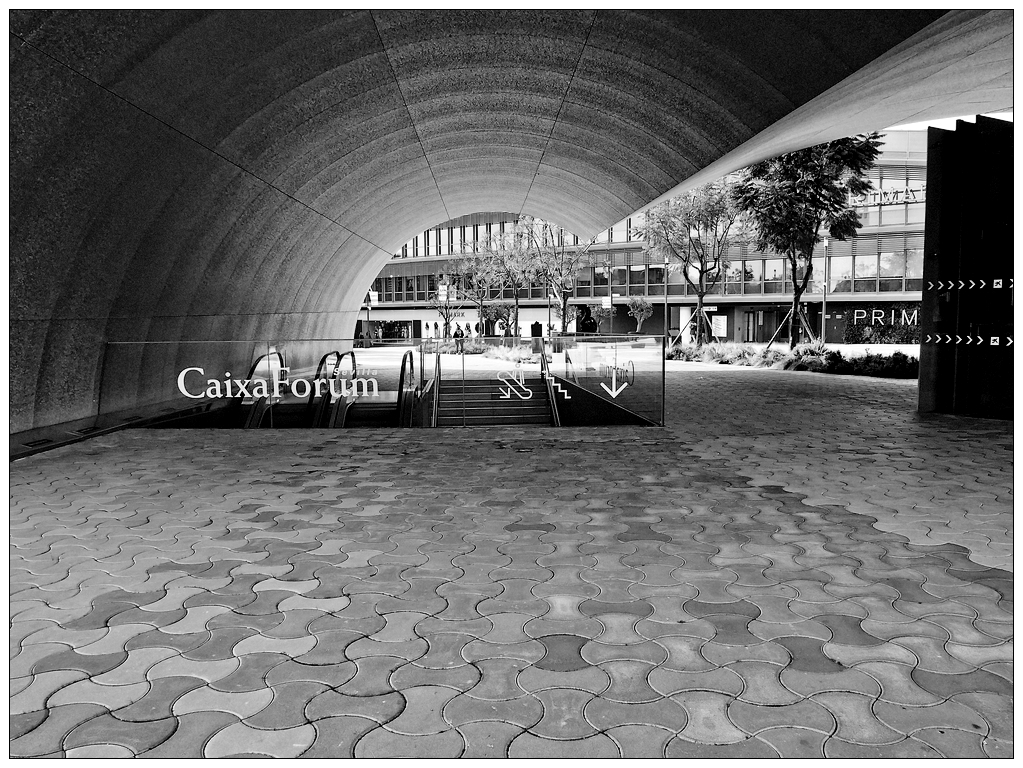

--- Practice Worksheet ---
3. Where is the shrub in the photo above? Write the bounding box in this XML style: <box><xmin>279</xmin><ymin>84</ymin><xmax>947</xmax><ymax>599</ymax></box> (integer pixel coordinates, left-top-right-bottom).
<box><xmin>432</xmin><ymin>340</ymin><xmax>488</xmax><ymax>354</ymax></box>
<box><xmin>482</xmin><ymin>344</ymin><xmax>536</xmax><ymax>363</ymax></box>
<box><xmin>666</xmin><ymin>340</ymin><xmax>918</xmax><ymax>378</ymax></box>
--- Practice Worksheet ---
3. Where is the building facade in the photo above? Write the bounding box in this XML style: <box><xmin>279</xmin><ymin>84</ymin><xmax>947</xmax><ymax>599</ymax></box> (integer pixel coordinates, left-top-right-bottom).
<box><xmin>361</xmin><ymin>131</ymin><xmax>926</xmax><ymax>345</ymax></box>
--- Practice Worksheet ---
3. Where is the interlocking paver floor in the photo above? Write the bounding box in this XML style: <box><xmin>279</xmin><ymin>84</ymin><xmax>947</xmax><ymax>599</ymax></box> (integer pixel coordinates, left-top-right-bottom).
<box><xmin>10</xmin><ymin>365</ymin><xmax>1012</xmax><ymax>757</ymax></box>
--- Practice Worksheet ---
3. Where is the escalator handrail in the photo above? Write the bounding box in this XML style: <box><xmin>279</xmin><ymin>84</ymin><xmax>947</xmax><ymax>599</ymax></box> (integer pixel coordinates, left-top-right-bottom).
<box><xmin>308</xmin><ymin>350</ymin><xmax>358</xmax><ymax>426</ymax></box>
<box><xmin>396</xmin><ymin>350</ymin><xmax>415</xmax><ymax>427</ymax></box>
<box><xmin>540</xmin><ymin>338</ymin><xmax>561</xmax><ymax>427</ymax></box>
<box><xmin>240</xmin><ymin>349</ymin><xmax>286</xmax><ymax>428</ymax></box>
<box><xmin>246</xmin><ymin>350</ymin><xmax>286</xmax><ymax>381</ymax></box>
<box><xmin>307</xmin><ymin>350</ymin><xmax>341</xmax><ymax>423</ymax></box>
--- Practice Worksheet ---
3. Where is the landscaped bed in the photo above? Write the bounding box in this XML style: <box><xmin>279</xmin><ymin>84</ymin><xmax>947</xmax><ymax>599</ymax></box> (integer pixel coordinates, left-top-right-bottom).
<box><xmin>667</xmin><ymin>342</ymin><xmax>919</xmax><ymax>379</ymax></box>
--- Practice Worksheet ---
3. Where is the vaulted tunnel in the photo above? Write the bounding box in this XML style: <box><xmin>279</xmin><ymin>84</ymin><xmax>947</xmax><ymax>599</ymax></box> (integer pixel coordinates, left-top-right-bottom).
<box><xmin>9</xmin><ymin>9</ymin><xmax>1013</xmax><ymax>432</ymax></box>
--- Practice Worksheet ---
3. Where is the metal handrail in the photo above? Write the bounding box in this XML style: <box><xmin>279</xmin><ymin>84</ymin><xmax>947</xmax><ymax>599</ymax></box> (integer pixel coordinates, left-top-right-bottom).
<box><xmin>540</xmin><ymin>338</ymin><xmax>561</xmax><ymax>427</ymax></box>
<box><xmin>431</xmin><ymin>351</ymin><xmax>441</xmax><ymax>427</ymax></box>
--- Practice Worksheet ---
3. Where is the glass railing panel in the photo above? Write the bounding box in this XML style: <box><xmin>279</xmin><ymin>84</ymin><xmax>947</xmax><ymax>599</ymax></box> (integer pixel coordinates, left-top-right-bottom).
<box><xmin>425</xmin><ymin>335</ymin><xmax>548</xmax><ymax>424</ymax></box>
<box><xmin>550</xmin><ymin>334</ymin><xmax>664</xmax><ymax>425</ymax></box>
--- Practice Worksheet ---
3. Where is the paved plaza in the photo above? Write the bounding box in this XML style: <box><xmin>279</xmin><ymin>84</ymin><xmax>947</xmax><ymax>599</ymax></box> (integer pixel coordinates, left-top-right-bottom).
<box><xmin>10</xmin><ymin>364</ymin><xmax>1013</xmax><ymax>758</ymax></box>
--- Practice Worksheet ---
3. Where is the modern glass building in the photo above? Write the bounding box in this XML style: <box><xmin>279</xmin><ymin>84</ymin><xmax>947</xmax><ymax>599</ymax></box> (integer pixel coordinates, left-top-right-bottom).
<box><xmin>362</xmin><ymin>131</ymin><xmax>926</xmax><ymax>345</ymax></box>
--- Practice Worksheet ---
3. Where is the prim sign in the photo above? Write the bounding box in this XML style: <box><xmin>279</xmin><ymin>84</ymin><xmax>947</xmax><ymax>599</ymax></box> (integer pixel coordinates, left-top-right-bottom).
<box><xmin>852</xmin><ymin>309</ymin><xmax>919</xmax><ymax>326</ymax></box>
<box><xmin>176</xmin><ymin>367</ymin><xmax>381</xmax><ymax>399</ymax></box>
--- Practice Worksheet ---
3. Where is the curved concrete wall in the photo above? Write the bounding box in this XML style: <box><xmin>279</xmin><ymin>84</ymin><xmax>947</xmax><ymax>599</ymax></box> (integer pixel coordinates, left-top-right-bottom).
<box><xmin>9</xmin><ymin>10</ymin><xmax>1011</xmax><ymax>431</ymax></box>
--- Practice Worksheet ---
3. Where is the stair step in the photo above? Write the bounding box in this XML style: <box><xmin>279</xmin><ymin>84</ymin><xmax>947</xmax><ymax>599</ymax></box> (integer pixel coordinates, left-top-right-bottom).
<box><xmin>436</xmin><ymin>415</ymin><xmax>551</xmax><ymax>426</ymax></box>
<box><xmin>437</xmin><ymin>408</ymin><xmax>549</xmax><ymax>417</ymax></box>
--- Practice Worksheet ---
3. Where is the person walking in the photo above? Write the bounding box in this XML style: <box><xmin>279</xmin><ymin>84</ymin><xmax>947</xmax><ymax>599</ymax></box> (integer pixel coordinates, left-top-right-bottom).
<box><xmin>453</xmin><ymin>323</ymin><xmax>465</xmax><ymax>353</ymax></box>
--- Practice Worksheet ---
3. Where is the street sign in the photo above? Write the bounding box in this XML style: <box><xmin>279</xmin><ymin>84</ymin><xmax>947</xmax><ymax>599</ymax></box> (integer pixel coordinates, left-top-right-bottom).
<box><xmin>368</xmin><ymin>291</ymin><xmax>378</xmax><ymax>306</ymax></box>
<box><xmin>702</xmin><ymin>305</ymin><xmax>718</xmax><ymax>312</ymax></box>
<box><xmin>600</xmin><ymin>296</ymin><xmax>612</xmax><ymax>308</ymax></box>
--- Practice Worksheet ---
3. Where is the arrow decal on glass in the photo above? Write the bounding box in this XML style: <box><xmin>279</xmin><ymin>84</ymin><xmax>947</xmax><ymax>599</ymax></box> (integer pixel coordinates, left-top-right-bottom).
<box><xmin>600</xmin><ymin>368</ymin><xmax>629</xmax><ymax>398</ymax></box>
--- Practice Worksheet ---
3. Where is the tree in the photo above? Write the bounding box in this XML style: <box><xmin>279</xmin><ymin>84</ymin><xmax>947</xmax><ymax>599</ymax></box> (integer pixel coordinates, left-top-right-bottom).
<box><xmin>588</xmin><ymin>303</ymin><xmax>616</xmax><ymax>334</ymax></box>
<box><xmin>733</xmin><ymin>133</ymin><xmax>882</xmax><ymax>349</ymax></box>
<box><xmin>634</xmin><ymin>181</ymin><xmax>740</xmax><ymax>345</ymax></box>
<box><xmin>526</xmin><ymin>220</ymin><xmax>590</xmax><ymax>333</ymax></box>
<box><xmin>467</xmin><ymin>218</ymin><xmax>539</xmax><ymax>338</ymax></box>
<box><xmin>429</xmin><ymin>273</ymin><xmax>465</xmax><ymax>338</ymax></box>
<box><xmin>449</xmin><ymin>249</ymin><xmax>504</xmax><ymax>336</ymax></box>
<box><xmin>482</xmin><ymin>301</ymin><xmax>513</xmax><ymax>336</ymax></box>
<box><xmin>627</xmin><ymin>297</ymin><xmax>653</xmax><ymax>333</ymax></box>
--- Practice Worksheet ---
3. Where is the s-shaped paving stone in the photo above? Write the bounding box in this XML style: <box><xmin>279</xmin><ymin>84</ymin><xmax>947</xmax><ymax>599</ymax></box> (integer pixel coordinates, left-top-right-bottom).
<box><xmin>9</xmin><ymin>366</ymin><xmax>1011</xmax><ymax>757</ymax></box>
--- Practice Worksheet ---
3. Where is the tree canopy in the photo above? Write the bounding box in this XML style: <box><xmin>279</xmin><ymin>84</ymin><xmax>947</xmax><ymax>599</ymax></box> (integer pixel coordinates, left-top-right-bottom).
<box><xmin>634</xmin><ymin>180</ymin><xmax>741</xmax><ymax>344</ymax></box>
<box><xmin>733</xmin><ymin>132</ymin><xmax>882</xmax><ymax>346</ymax></box>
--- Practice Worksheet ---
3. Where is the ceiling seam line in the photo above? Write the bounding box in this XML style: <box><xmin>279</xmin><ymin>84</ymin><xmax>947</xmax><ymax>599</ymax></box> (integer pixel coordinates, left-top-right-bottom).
<box><xmin>10</xmin><ymin>32</ymin><xmax>398</xmax><ymax>262</ymax></box>
<box><xmin>517</xmin><ymin>9</ymin><xmax>599</xmax><ymax>220</ymax></box>
<box><xmin>369</xmin><ymin>11</ymin><xmax>452</xmax><ymax>223</ymax></box>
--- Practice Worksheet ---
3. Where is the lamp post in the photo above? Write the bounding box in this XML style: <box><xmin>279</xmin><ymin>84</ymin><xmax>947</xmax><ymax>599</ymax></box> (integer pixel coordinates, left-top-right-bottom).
<box><xmin>821</xmin><ymin>238</ymin><xmax>829</xmax><ymax>343</ymax></box>
<box><xmin>663</xmin><ymin>258</ymin><xmax>670</xmax><ymax>340</ymax></box>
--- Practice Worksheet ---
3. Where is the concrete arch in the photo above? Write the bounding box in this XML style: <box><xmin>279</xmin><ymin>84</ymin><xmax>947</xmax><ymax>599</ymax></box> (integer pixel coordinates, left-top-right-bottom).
<box><xmin>9</xmin><ymin>9</ymin><xmax>1012</xmax><ymax>431</ymax></box>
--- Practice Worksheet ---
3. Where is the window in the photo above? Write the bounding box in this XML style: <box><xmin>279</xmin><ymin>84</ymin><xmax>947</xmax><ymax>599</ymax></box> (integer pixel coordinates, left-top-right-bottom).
<box><xmin>905</xmin><ymin>248</ymin><xmax>924</xmax><ymax>291</ymax></box>
<box><xmin>667</xmin><ymin>264</ymin><xmax>685</xmax><ymax>295</ymax></box>
<box><xmin>906</xmin><ymin>202</ymin><xmax>926</xmax><ymax>224</ymax></box>
<box><xmin>611</xmin><ymin>266</ymin><xmax>627</xmax><ymax>288</ymax></box>
<box><xmin>576</xmin><ymin>267</ymin><xmax>592</xmax><ymax>297</ymax></box>
<box><xmin>423</xmin><ymin>230</ymin><xmax>430</xmax><ymax>255</ymax></box>
<box><xmin>855</xmin><ymin>253</ymin><xmax>878</xmax><ymax>278</ymax></box>
<box><xmin>880</xmin><ymin>205</ymin><xmax>906</xmax><ymax>227</ymax></box>
<box><xmin>830</xmin><ymin>256</ymin><xmax>852</xmax><ymax>292</ymax></box>
<box><xmin>858</xmin><ymin>206</ymin><xmax>880</xmax><ymax>227</ymax></box>
<box><xmin>809</xmin><ymin>257</ymin><xmax>825</xmax><ymax>294</ymax></box>
<box><xmin>879</xmin><ymin>251</ymin><xmax>905</xmax><ymax>277</ymax></box>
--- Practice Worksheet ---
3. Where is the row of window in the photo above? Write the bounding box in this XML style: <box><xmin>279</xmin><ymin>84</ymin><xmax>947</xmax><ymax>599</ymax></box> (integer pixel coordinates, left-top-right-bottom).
<box><xmin>397</xmin><ymin>221</ymin><xmax>586</xmax><ymax>258</ymax></box>
<box><xmin>392</xmin><ymin>207</ymin><xmax>923</xmax><ymax>260</ymax></box>
<box><xmin>373</xmin><ymin>251</ymin><xmax>925</xmax><ymax>303</ymax></box>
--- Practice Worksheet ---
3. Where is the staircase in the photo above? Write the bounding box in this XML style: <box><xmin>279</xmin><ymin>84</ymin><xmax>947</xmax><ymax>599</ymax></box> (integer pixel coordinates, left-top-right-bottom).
<box><xmin>436</xmin><ymin>377</ymin><xmax>552</xmax><ymax>426</ymax></box>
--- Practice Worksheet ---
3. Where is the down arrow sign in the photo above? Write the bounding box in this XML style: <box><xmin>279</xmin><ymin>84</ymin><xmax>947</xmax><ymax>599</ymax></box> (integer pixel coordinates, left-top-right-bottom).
<box><xmin>600</xmin><ymin>368</ymin><xmax>629</xmax><ymax>398</ymax></box>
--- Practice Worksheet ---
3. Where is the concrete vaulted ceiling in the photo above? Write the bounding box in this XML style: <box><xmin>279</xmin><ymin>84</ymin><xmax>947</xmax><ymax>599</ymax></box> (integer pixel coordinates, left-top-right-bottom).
<box><xmin>8</xmin><ymin>9</ymin><xmax>1013</xmax><ymax>431</ymax></box>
